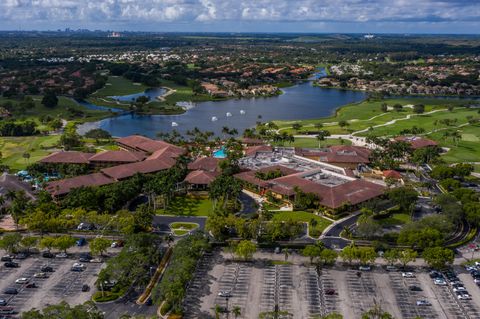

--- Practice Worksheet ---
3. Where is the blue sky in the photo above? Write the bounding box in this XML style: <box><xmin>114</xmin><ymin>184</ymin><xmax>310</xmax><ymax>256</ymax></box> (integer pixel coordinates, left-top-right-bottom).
<box><xmin>1</xmin><ymin>0</ymin><xmax>479</xmax><ymax>34</ymax></box>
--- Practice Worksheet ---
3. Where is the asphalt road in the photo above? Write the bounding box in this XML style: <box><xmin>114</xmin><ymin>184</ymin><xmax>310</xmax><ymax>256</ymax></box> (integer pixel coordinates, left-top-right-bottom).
<box><xmin>320</xmin><ymin>213</ymin><xmax>361</xmax><ymax>249</ymax></box>
<box><xmin>153</xmin><ymin>215</ymin><xmax>207</xmax><ymax>233</ymax></box>
<box><xmin>97</xmin><ymin>288</ymin><xmax>157</xmax><ymax>319</ymax></box>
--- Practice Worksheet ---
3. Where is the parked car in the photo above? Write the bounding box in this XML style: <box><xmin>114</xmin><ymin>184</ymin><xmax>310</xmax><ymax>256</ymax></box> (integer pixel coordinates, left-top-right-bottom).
<box><xmin>4</xmin><ymin>262</ymin><xmax>19</xmax><ymax>268</ymax></box>
<box><xmin>409</xmin><ymin>285</ymin><xmax>422</xmax><ymax>291</ymax></box>
<box><xmin>146</xmin><ymin>298</ymin><xmax>153</xmax><ymax>306</ymax></box>
<box><xmin>386</xmin><ymin>265</ymin><xmax>397</xmax><ymax>272</ymax></box>
<box><xmin>90</xmin><ymin>258</ymin><xmax>103</xmax><ymax>263</ymax></box>
<box><xmin>41</xmin><ymin>266</ymin><xmax>53</xmax><ymax>272</ymax></box>
<box><xmin>33</xmin><ymin>273</ymin><xmax>48</xmax><ymax>279</ymax></box>
<box><xmin>3</xmin><ymin>288</ymin><xmax>18</xmax><ymax>295</ymax></box>
<box><xmin>402</xmin><ymin>272</ymin><xmax>415</xmax><ymax>278</ymax></box>
<box><xmin>416</xmin><ymin>300</ymin><xmax>431</xmax><ymax>306</ymax></box>
<box><xmin>81</xmin><ymin>284</ymin><xmax>90</xmax><ymax>292</ymax></box>
<box><xmin>25</xmin><ymin>283</ymin><xmax>37</xmax><ymax>288</ymax></box>
<box><xmin>56</xmin><ymin>252</ymin><xmax>68</xmax><ymax>258</ymax></box>
<box><xmin>15</xmin><ymin>278</ymin><xmax>29</xmax><ymax>284</ymax></box>
<box><xmin>218</xmin><ymin>291</ymin><xmax>232</xmax><ymax>298</ymax></box>
<box><xmin>457</xmin><ymin>292</ymin><xmax>472</xmax><ymax>300</ymax></box>
<box><xmin>434</xmin><ymin>278</ymin><xmax>447</xmax><ymax>286</ymax></box>
<box><xmin>429</xmin><ymin>271</ymin><xmax>442</xmax><ymax>279</ymax></box>
<box><xmin>42</xmin><ymin>251</ymin><xmax>54</xmax><ymax>258</ymax></box>
<box><xmin>0</xmin><ymin>256</ymin><xmax>12</xmax><ymax>262</ymax></box>
<box><xmin>359</xmin><ymin>265</ymin><xmax>371</xmax><ymax>271</ymax></box>
<box><xmin>76</xmin><ymin>238</ymin><xmax>87</xmax><ymax>247</ymax></box>
<box><xmin>71</xmin><ymin>263</ymin><xmax>85</xmax><ymax>272</ymax></box>
<box><xmin>325</xmin><ymin>289</ymin><xmax>337</xmax><ymax>295</ymax></box>
<box><xmin>77</xmin><ymin>222</ymin><xmax>95</xmax><ymax>231</ymax></box>
<box><xmin>0</xmin><ymin>299</ymin><xmax>6</xmax><ymax>306</ymax></box>
<box><xmin>15</xmin><ymin>253</ymin><xmax>27</xmax><ymax>259</ymax></box>
<box><xmin>78</xmin><ymin>257</ymin><xmax>91</xmax><ymax>263</ymax></box>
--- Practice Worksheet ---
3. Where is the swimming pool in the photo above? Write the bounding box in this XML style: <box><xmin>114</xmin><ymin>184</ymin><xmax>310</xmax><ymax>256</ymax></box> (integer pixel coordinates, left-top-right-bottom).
<box><xmin>213</xmin><ymin>147</ymin><xmax>227</xmax><ymax>158</ymax></box>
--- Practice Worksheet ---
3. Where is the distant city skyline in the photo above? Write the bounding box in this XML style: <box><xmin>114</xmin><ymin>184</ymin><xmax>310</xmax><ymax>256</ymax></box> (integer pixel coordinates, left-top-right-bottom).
<box><xmin>1</xmin><ymin>0</ymin><xmax>479</xmax><ymax>34</ymax></box>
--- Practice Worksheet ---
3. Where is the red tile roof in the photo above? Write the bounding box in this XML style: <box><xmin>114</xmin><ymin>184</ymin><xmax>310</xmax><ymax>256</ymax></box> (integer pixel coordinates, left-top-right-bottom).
<box><xmin>271</xmin><ymin>173</ymin><xmax>384</xmax><ymax>209</ymax></box>
<box><xmin>383</xmin><ymin>170</ymin><xmax>402</xmax><ymax>179</ymax></box>
<box><xmin>184</xmin><ymin>170</ymin><xmax>219</xmax><ymax>185</ymax></box>
<box><xmin>45</xmin><ymin>173</ymin><xmax>114</xmax><ymax>196</ymax></box>
<box><xmin>245</xmin><ymin>145</ymin><xmax>273</xmax><ymax>157</ymax></box>
<box><xmin>146</xmin><ymin>146</ymin><xmax>184</xmax><ymax>161</ymax></box>
<box><xmin>116</xmin><ymin>135</ymin><xmax>184</xmax><ymax>155</ymax></box>
<box><xmin>101</xmin><ymin>158</ymin><xmax>176</xmax><ymax>180</ymax></box>
<box><xmin>39</xmin><ymin>151</ymin><xmax>94</xmax><ymax>164</ymax></box>
<box><xmin>242</xmin><ymin>137</ymin><xmax>265</xmax><ymax>145</ymax></box>
<box><xmin>187</xmin><ymin>157</ymin><xmax>220</xmax><ymax>172</ymax></box>
<box><xmin>394</xmin><ymin>136</ymin><xmax>438</xmax><ymax>149</ymax></box>
<box><xmin>296</xmin><ymin>145</ymin><xmax>370</xmax><ymax>164</ymax></box>
<box><xmin>234</xmin><ymin>170</ymin><xmax>271</xmax><ymax>188</ymax></box>
<box><xmin>89</xmin><ymin>151</ymin><xmax>146</xmax><ymax>163</ymax></box>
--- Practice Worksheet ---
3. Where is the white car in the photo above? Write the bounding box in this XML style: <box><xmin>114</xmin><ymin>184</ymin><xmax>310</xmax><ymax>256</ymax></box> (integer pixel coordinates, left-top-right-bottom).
<box><xmin>359</xmin><ymin>265</ymin><xmax>371</xmax><ymax>271</ymax></box>
<box><xmin>33</xmin><ymin>272</ymin><xmax>48</xmax><ymax>278</ymax></box>
<box><xmin>90</xmin><ymin>258</ymin><xmax>103</xmax><ymax>263</ymax></box>
<box><xmin>15</xmin><ymin>278</ymin><xmax>29</xmax><ymax>284</ymax></box>
<box><xmin>56</xmin><ymin>252</ymin><xmax>68</xmax><ymax>258</ymax></box>
<box><xmin>416</xmin><ymin>300</ymin><xmax>431</xmax><ymax>306</ymax></box>
<box><xmin>402</xmin><ymin>272</ymin><xmax>415</xmax><ymax>278</ymax></box>
<box><xmin>453</xmin><ymin>285</ymin><xmax>466</xmax><ymax>292</ymax></box>
<box><xmin>458</xmin><ymin>293</ymin><xmax>472</xmax><ymax>300</ymax></box>
<box><xmin>434</xmin><ymin>279</ymin><xmax>447</xmax><ymax>286</ymax></box>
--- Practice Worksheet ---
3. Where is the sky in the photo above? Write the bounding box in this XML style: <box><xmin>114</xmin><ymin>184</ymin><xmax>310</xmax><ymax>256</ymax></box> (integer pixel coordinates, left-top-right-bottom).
<box><xmin>1</xmin><ymin>0</ymin><xmax>480</xmax><ymax>34</ymax></box>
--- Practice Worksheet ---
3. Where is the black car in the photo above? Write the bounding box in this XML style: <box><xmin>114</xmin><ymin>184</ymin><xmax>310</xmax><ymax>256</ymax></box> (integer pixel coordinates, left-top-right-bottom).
<box><xmin>4</xmin><ymin>262</ymin><xmax>19</xmax><ymax>268</ymax></box>
<box><xmin>81</xmin><ymin>284</ymin><xmax>90</xmax><ymax>292</ymax></box>
<box><xmin>25</xmin><ymin>283</ymin><xmax>37</xmax><ymax>288</ymax></box>
<box><xmin>78</xmin><ymin>257</ymin><xmax>91</xmax><ymax>263</ymax></box>
<box><xmin>42</xmin><ymin>251</ymin><xmax>54</xmax><ymax>258</ymax></box>
<box><xmin>15</xmin><ymin>253</ymin><xmax>27</xmax><ymax>260</ymax></box>
<box><xmin>41</xmin><ymin>266</ymin><xmax>54</xmax><ymax>272</ymax></box>
<box><xmin>409</xmin><ymin>285</ymin><xmax>422</xmax><ymax>291</ymax></box>
<box><xmin>146</xmin><ymin>298</ymin><xmax>153</xmax><ymax>306</ymax></box>
<box><xmin>4</xmin><ymin>288</ymin><xmax>18</xmax><ymax>295</ymax></box>
<box><xmin>0</xmin><ymin>256</ymin><xmax>12</xmax><ymax>262</ymax></box>
<box><xmin>0</xmin><ymin>299</ymin><xmax>6</xmax><ymax>306</ymax></box>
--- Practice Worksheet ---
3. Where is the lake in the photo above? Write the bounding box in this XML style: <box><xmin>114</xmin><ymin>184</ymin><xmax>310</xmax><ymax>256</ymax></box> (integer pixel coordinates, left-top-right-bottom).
<box><xmin>77</xmin><ymin>80</ymin><xmax>367</xmax><ymax>137</ymax></box>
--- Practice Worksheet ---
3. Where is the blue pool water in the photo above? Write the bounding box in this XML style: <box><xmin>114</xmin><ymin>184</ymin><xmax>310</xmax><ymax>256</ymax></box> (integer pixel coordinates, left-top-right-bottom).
<box><xmin>213</xmin><ymin>147</ymin><xmax>227</xmax><ymax>158</ymax></box>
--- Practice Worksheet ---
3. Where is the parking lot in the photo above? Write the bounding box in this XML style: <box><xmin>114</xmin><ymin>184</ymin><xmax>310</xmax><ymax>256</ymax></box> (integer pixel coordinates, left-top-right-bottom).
<box><xmin>0</xmin><ymin>253</ymin><xmax>105</xmax><ymax>315</ymax></box>
<box><xmin>183</xmin><ymin>250</ymin><xmax>480</xmax><ymax>319</ymax></box>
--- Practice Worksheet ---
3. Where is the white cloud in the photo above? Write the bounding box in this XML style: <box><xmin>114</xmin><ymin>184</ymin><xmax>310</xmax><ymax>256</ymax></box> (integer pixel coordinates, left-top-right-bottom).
<box><xmin>0</xmin><ymin>0</ymin><xmax>478</xmax><ymax>29</ymax></box>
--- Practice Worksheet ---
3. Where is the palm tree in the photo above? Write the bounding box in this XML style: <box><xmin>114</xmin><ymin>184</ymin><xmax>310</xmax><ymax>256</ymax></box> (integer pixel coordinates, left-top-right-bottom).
<box><xmin>212</xmin><ymin>304</ymin><xmax>222</xmax><ymax>319</ymax></box>
<box><xmin>232</xmin><ymin>306</ymin><xmax>241</xmax><ymax>319</ymax></box>
<box><xmin>282</xmin><ymin>248</ymin><xmax>290</xmax><ymax>261</ymax></box>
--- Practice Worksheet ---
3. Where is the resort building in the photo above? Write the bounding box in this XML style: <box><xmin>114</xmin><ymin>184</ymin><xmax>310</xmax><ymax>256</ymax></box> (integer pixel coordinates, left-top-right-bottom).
<box><xmin>394</xmin><ymin>136</ymin><xmax>438</xmax><ymax>149</ymax></box>
<box><xmin>234</xmin><ymin>147</ymin><xmax>384</xmax><ymax>213</ymax></box>
<box><xmin>295</xmin><ymin>145</ymin><xmax>371</xmax><ymax>169</ymax></box>
<box><xmin>42</xmin><ymin>135</ymin><xmax>184</xmax><ymax>197</ymax></box>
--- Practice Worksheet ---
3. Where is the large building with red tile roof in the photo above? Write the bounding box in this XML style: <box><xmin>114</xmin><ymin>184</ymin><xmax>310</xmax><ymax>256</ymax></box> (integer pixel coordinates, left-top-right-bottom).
<box><xmin>295</xmin><ymin>145</ymin><xmax>371</xmax><ymax>169</ymax></box>
<box><xmin>394</xmin><ymin>136</ymin><xmax>438</xmax><ymax>149</ymax></box>
<box><xmin>39</xmin><ymin>151</ymin><xmax>94</xmax><ymax>165</ymax></box>
<box><xmin>187</xmin><ymin>157</ymin><xmax>221</xmax><ymax>172</ymax></box>
<box><xmin>235</xmin><ymin>148</ymin><xmax>385</xmax><ymax>212</ymax></box>
<box><xmin>42</xmin><ymin>135</ymin><xmax>184</xmax><ymax>197</ymax></box>
<box><xmin>45</xmin><ymin>173</ymin><xmax>115</xmax><ymax>197</ymax></box>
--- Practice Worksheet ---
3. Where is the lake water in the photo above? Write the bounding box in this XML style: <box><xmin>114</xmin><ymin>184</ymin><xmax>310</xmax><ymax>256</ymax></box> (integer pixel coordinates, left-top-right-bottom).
<box><xmin>109</xmin><ymin>87</ymin><xmax>167</xmax><ymax>102</ymax></box>
<box><xmin>77</xmin><ymin>80</ymin><xmax>367</xmax><ymax>137</ymax></box>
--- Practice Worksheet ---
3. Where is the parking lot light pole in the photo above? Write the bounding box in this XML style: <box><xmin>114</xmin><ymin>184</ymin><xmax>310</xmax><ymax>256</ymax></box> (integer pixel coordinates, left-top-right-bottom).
<box><xmin>225</xmin><ymin>296</ymin><xmax>230</xmax><ymax>319</ymax></box>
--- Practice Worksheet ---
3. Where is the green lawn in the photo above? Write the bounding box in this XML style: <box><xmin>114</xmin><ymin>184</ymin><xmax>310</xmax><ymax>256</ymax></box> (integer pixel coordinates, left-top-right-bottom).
<box><xmin>428</xmin><ymin>124</ymin><xmax>480</xmax><ymax>163</ymax></box>
<box><xmin>157</xmin><ymin>196</ymin><xmax>214</xmax><ymax>216</ymax></box>
<box><xmin>375</xmin><ymin>213</ymin><xmax>411</xmax><ymax>227</ymax></box>
<box><xmin>275</xmin><ymin>98</ymin><xmax>474</xmax><ymax>136</ymax></box>
<box><xmin>0</xmin><ymin>96</ymin><xmax>109</xmax><ymax>124</ymax></box>
<box><xmin>92</xmin><ymin>76</ymin><xmax>147</xmax><ymax>97</ymax></box>
<box><xmin>272</xmin><ymin>211</ymin><xmax>332</xmax><ymax>237</ymax></box>
<box><xmin>0</xmin><ymin>135</ymin><xmax>61</xmax><ymax>170</ymax></box>
<box><xmin>170</xmin><ymin>222</ymin><xmax>199</xmax><ymax>230</ymax></box>
<box><xmin>273</xmin><ymin>137</ymin><xmax>352</xmax><ymax>148</ymax></box>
